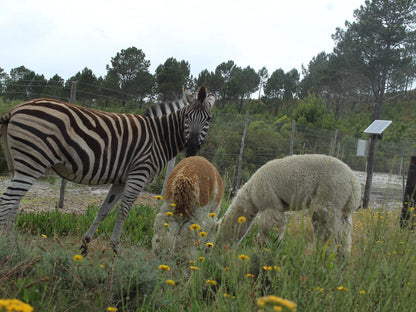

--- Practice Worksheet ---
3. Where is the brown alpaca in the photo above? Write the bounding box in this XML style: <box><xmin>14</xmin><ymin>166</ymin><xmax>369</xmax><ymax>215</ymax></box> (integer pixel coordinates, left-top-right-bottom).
<box><xmin>152</xmin><ymin>156</ymin><xmax>223</xmax><ymax>256</ymax></box>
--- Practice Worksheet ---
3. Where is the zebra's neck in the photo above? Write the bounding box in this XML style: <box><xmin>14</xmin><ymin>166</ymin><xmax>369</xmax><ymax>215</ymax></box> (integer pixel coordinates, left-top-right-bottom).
<box><xmin>150</xmin><ymin>109</ymin><xmax>186</xmax><ymax>162</ymax></box>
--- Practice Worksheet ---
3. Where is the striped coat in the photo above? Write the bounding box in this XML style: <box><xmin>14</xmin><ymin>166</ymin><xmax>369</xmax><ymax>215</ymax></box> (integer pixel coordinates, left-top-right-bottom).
<box><xmin>0</xmin><ymin>85</ymin><xmax>214</xmax><ymax>254</ymax></box>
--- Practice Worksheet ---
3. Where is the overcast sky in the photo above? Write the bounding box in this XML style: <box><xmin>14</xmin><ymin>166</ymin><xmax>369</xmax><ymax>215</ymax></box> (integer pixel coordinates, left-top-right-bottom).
<box><xmin>1</xmin><ymin>0</ymin><xmax>365</xmax><ymax>81</ymax></box>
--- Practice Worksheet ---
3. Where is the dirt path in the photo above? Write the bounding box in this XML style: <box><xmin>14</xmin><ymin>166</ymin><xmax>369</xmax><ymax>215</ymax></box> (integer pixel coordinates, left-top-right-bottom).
<box><xmin>0</xmin><ymin>177</ymin><xmax>157</xmax><ymax>214</ymax></box>
<box><xmin>0</xmin><ymin>171</ymin><xmax>405</xmax><ymax>214</ymax></box>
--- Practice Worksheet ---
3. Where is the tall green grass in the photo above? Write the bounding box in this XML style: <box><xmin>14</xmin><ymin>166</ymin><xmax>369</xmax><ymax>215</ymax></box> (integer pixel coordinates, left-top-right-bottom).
<box><xmin>1</xmin><ymin>206</ymin><xmax>415</xmax><ymax>311</ymax></box>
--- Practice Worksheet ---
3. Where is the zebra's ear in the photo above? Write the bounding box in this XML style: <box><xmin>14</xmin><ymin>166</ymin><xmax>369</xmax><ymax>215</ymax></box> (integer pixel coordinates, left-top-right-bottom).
<box><xmin>197</xmin><ymin>85</ymin><xmax>207</xmax><ymax>103</ymax></box>
<box><xmin>205</xmin><ymin>93</ymin><xmax>215</xmax><ymax>107</ymax></box>
<box><xmin>182</xmin><ymin>86</ymin><xmax>195</xmax><ymax>104</ymax></box>
<box><xmin>197</xmin><ymin>85</ymin><xmax>215</xmax><ymax>107</ymax></box>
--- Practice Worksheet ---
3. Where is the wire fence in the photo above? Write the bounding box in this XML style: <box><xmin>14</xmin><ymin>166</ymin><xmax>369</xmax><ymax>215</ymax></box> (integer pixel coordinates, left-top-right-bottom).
<box><xmin>0</xmin><ymin>84</ymin><xmax>415</xmax><ymax>206</ymax></box>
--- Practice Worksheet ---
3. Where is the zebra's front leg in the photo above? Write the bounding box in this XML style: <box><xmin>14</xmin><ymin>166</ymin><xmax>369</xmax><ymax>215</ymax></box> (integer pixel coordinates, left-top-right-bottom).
<box><xmin>109</xmin><ymin>181</ymin><xmax>144</xmax><ymax>255</ymax></box>
<box><xmin>80</xmin><ymin>184</ymin><xmax>125</xmax><ymax>256</ymax></box>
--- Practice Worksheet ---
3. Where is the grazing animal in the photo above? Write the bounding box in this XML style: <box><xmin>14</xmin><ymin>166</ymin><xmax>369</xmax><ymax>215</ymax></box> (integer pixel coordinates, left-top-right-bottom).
<box><xmin>216</xmin><ymin>154</ymin><xmax>361</xmax><ymax>256</ymax></box>
<box><xmin>152</xmin><ymin>156</ymin><xmax>223</xmax><ymax>257</ymax></box>
<box><xmin>0</xmin><ymin>85</ymin><xmax>214</xmax><ymax>255</ymax></box>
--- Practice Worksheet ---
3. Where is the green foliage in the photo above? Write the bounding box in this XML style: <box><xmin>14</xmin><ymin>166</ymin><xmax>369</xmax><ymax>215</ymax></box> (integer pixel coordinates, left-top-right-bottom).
<box><xmin>293</xmin><ymin>94</ymin><xmax>336</xmax><ymax>130</ymax></box>
<box><xmin>1</xmin><ymin>207</ymin><xmax>415</xmax><ymax>311</ymax></box>
<box><xmin>155</xmin><ymin>58</ymin><xmax>191</xmax><ymax>101</ymax></box>
<box><xmin>15</xmin><ymin>204</ymin><xmax>156</xmax><ymax>248</ymax></box>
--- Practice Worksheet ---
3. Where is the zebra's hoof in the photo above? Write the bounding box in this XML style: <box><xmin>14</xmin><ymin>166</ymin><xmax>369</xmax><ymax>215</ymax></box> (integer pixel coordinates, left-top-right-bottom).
<box><xmin>80</xmin><ymin>245</ymin><xmax>88</xmax><ymax>257</ymax></box>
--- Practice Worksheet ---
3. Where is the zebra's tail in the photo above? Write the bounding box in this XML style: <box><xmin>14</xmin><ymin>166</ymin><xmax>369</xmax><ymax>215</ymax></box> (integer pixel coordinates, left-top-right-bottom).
<box><xmin>0</xmin><ymin>112</ymin><xmax>14</xmax><ymax>175</ymax></box>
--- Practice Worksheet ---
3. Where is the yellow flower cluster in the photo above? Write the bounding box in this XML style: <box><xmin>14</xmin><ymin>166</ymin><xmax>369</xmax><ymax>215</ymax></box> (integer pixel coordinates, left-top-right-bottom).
<box><xmin>158</xmin><ymin>264</ymin><xmax>171</xmax><ymax>272</ymax></box>
<box><xmin>238</xmin><ymin>216</ymin><xmax>246</xmax><ymax>224</ymax></box>
<box><xmin>256</xmin><ymin>295</ymin><xmax>297</xmax><ymax>312</ymax></box>
<box><xmin>238</xmin><ymin>254</ymin><xmax>250</xmax><ymax>261</ymax></box>
<box><xmin>73</xmin><ymin>254</ymin><xmax>84</xmax><ymax>262</ymax></box>
<box><xmin>0</xmin><ymin>299</ymin><xmax>34</xmax><ymax>312</ymax></box>
<box><xmin>189</xmin><ymin>223</ymin><xmax>202</xmax><ymax>231</ymax></box>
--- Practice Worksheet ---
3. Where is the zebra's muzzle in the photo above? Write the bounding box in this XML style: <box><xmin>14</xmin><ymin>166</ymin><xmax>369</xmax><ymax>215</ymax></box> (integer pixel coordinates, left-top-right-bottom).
<box><xmin>184</xmin><ymin>134</ymin><xmax>200</xmax><ymax>157</ymax></box>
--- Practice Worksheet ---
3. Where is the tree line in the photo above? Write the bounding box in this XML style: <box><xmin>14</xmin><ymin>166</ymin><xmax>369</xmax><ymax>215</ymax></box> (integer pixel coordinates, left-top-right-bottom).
<box><xmin>0</xmin><ymin>0</ymin><xmax>415</xmax><ymax>121</ymax></box>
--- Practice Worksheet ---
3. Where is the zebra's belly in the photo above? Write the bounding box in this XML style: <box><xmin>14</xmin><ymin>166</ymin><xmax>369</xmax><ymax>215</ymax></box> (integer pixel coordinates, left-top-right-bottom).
<box><xmin>52</xmin><ymin>163</ymin><xmax>124</xmax><ymax>185</ymax></box>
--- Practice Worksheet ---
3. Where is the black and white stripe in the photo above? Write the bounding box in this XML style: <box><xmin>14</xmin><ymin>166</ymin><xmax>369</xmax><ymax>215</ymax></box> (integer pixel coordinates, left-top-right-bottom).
<box><xmin>0</xmin><ymin>85</ymin><xmax>214</xmax><ymax>254</ymax></box>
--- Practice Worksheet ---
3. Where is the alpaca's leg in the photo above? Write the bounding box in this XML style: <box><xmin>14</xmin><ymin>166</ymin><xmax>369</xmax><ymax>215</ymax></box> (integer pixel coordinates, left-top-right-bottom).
<box><xmin>340</xmin><ymin>214</ymin><xmax>353</xmax><ymax>256</ymax></box>
<box><xmin>256</xmin><ymin>206</ymin><xmax>287</xmax><ymax>246</ymax></box>
<box><xmin>152</xmin><ymin>203</ymin><xmax>179</xmax><ymax>255</ymax></box>
<box><xmin>311</xmin><ymin>205</ymin><xmax>348</xmax><ymax>255</ymax></box>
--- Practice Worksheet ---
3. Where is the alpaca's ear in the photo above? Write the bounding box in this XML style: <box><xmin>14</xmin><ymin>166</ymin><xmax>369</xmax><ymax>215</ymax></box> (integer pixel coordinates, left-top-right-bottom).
<box><xmin>182</xmin><ymin>86</ymin><xmax>195</xmax><ymax>104</ymax></box>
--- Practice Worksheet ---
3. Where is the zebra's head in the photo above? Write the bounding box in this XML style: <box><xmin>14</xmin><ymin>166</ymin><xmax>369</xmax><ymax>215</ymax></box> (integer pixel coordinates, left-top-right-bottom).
<box><xmin>183</xmin><ymin>85</ymin><xmax>215</xmax><ymax>157</ymax></box>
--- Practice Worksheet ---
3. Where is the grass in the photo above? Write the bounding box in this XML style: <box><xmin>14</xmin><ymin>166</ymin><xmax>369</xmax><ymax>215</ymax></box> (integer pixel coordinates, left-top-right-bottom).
<box><xmin>0</xmin><ymin>202</ymin><xmax>415</xmax><ymax>312</ymax></box>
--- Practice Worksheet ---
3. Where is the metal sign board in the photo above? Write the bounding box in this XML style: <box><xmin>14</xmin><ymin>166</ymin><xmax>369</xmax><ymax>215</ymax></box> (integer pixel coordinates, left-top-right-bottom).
<box><xmin>364</xmin><ymin>120</ymin><xmax>392</xmax><ymax>134</ymax></box>
<box><xmin>356</xmin><ymin>139</ymin><xmax>368</xmax><ymax>157</ymax></box>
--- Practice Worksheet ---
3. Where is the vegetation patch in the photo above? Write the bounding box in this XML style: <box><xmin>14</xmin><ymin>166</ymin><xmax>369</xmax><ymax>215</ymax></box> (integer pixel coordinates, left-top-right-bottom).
<box><xmin>1</xmin><ymin>204</ymin><xmax>415</xmax><ymax>311</ymax></box>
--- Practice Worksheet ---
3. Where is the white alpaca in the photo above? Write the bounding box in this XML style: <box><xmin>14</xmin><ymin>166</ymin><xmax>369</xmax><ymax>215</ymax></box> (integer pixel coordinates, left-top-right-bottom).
<box><xmin>217</xmin><ymin>154</ymin><xmax>361</xmax><ymax>256</ymax></box>
<box><xmin>152</xmin><ymin>156</ymin><xmax>223</xmax><ymax>256</ymax></box>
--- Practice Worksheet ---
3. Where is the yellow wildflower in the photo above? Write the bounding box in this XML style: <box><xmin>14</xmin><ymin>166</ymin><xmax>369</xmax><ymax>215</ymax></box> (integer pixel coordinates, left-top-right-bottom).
<box><xmin>165</xmin><ymin>279</ymin><xmax>175</xmax><ymax>286</ymax></box>
<box><xmin>238</xmin><ymin>216</ymin><xmax>246</xmax><ymax>224</ymax></box>
<box><xmin>164</xmin><ymin>223</ymin><xmax>169</xmax><ymax>227</ymax></box>
<box><xmin>41</xmin><ymin>234</ymin><xmax>47</xmax><ymax>238</ymax></box>
<box><xmin>238</xmin><ymin>254</ymin><xmax>250</xmax><ymax>261</ymax></box>
<box><xmin>0</xmin><ymin>299</ymin><xmax>34</xmax><ymax>312</ymax></box>
<box><xmin>206</xmin><ymin>279</ymin><xmax>216</xmax><ymax>286</ymax></box>
<box><xmin>73</xmin><ymin>254</ymin><xmax>84</xmax><ymax>262</ymax></box>
<box><xmin>189</xmin><ymin>223</ymin><xmax>202</xmax><ymax>231</ymax></box>
<box><xmin>155</xmin><ymin>195</ymin><xmax>163</xmax><ymax>200</ymax></box>
<box><xmin>246</xmin><ymin>273</ymin><xmax>255</xmax><ymax>278</ymax></box>
<box><xmin>170</xmin><ymin>203</ymin><xmax>176</xmax><ymax>207</ymax></box>
<box><xmin>360</xmin><ymin>290</ymin><xmax>366</xmax><ymax>295</ymax></box>
<box><xmin>263</xmin><ymin>265</ymin><xmax>272</xmax><ymax>271</ymax></box>
<box><xmin>198</xmin><ymin>257</ymin><xmax>206</xmax><ymax>262</ymax></box>
<box><xmin>165</xmin><ymin>211</ymin><xmax>173</xmax><ymax>217</ymax></box>
<box><xmin>208</xmin><ymin>212</ymin><xmax>217</xmax><ymax>218</ymax></box>
<box><xmin>199</xmin><ymin>231</ymin><xmax>208</xmax><ymax>237</ymax></box>
<box><xmin>206</xmin><ymin>242</ymin><xmax>214</xmax><ymax>248</ymax></box>
<box><xmin>256</xmin><ymin>295</ymin><xmax>297</xmax><ymax>311</ymax></box>
<box><xmin>158</xmin><ymin>264</ymin><xmax>171</xmax><ymax>272</ymax></box>
<box><xmin>107</xmin><ymin>307</ymin><xmax>118</xmax><ymax>312</ymax></box>
<box><xmin>190</xmin><ymin>266</ymin><xmax>199</xmax><ymax>270</ymax></box>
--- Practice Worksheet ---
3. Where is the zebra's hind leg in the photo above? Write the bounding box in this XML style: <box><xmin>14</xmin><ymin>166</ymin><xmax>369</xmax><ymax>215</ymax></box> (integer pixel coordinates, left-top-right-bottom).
<box><xmin>80</xmin><ymin>184</ymin><xmax>125</xmax><ymax>256</ymax></box>
<box><xmin>0</xmin><ymin>175</ymin><xmax>37</xmax><ymax>235</ymax></box>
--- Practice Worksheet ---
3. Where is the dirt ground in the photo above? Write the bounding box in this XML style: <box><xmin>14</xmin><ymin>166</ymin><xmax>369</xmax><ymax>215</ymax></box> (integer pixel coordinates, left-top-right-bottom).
<box><xmin>0</xmin><ymin>177</ymin><xmax>157</xmax><ymax>214</ymax></box>
<box><xmin>0</xmin><ymin>171</ymin><xmax>405</xmax><ymax>214</ymax></box>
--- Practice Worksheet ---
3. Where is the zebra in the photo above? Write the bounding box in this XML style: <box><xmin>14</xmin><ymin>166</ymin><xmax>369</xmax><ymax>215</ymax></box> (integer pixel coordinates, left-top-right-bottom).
<box><xmin>0</xmin><ymin>85</ymin><xmax>215</xmax><ymax>255</ymax></box>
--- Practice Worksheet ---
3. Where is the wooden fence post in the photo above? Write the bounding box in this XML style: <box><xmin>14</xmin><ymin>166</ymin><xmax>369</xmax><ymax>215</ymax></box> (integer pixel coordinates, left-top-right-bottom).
<box><xmin>162</xmin><ymin>158</ymin><xmax>176</xmax><ymax>196</ymax></box>
<box><xmin>362</xmin><ymin>134</ymin><xmax>378</xmax><ymax>209</ymax></box>
<box><xmin>331</xmin><ymin>129</ymin><xmax>338</xmax><ymax>156</ymax></box>
<box><xmin>236</xmin><ymin>111</ymin><xmax>249</xmax><ymax>191</ymax></box>
<box><xmin>290</xmin><ymin>120</ymin><xmax>295</xmax><ymax>156</ymax></box>
<box><xmin>400</xmin><ymin>155</ymin><xmax>416</xmax><ymax>228</ymax></box>
<box><xmin>58</xmin><ymin>81</ymin><xmax>77</xmax><ymax>208</ymax></box>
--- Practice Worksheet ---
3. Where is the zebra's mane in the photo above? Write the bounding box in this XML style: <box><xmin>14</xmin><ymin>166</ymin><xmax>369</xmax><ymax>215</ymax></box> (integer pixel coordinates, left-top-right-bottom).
<box><xmin>144</xmin><ymin>99</ymin><xmax>188</xmax><ymax>118</ymax></box>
